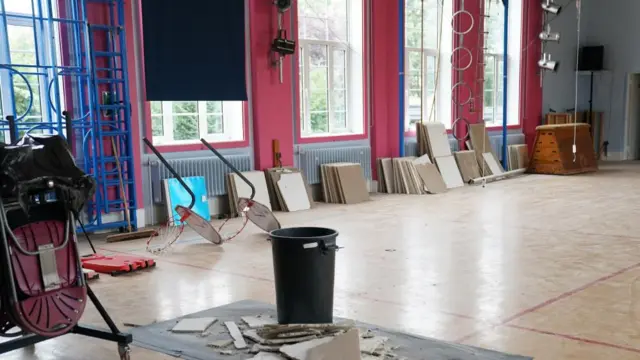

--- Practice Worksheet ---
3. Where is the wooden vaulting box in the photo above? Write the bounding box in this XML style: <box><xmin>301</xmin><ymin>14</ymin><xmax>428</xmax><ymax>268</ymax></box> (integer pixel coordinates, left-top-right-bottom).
<box><xmin>528</xmin><ymin>123</ymin><xmax>598</xmax><ymax>175</ymax></box>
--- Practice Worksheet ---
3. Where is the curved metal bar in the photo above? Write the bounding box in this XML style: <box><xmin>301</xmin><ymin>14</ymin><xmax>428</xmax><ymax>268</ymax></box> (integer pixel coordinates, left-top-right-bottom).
<box><xmin>143</xmin><ymin>137</ymin><xmax>196</xmax><ymax>209</ymax></box>
<box><xmin>47</xmin><ymin>70</ymin><xmax>91</xmax><ymax>122</ymax></box>
<box><xmin>0</xmin><ymin>65</ymin><xmax>34</xmax><ymax>122</ymax></box>
<box><xmin>199</xmin><ymin>138</ymin><xmax>255</xmax><ymax>201</ymax></box>
<box><xmin>0</xmin><ymin>200</ymin><xmax>71</xmax><ymax>256</ymax></box>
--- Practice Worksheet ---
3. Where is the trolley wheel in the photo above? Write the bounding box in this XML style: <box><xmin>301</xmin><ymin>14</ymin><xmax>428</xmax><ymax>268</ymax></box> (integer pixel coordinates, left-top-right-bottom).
<box><xmin>118</xmin><ymin>344</ymin><xmax>131</xmax><ymax>360</ymax></box>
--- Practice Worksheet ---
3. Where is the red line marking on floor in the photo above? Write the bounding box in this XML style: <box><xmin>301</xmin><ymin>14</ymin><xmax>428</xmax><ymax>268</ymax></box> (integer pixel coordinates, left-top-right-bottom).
<box><xmin>501</xmin><ymin>261</ymin><xmax>640</xmax><ymax>324</ymax></box>
<box><xmin>507</xmin><ymin>324</ymin><xmax>640</xmax><ymax>355</ymax></box>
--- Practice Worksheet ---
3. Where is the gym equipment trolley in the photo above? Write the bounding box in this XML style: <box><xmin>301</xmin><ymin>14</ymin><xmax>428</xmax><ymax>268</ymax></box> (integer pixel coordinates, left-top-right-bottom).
<box><xmin>0</xmin><ymin>134</ymin><xmax>132</xmax><ymax>359</ymax></box>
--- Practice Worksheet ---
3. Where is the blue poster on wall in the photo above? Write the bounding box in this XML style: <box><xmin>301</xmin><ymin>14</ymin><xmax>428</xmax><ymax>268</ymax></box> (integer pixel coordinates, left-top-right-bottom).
<box><xmin>163</xmin><ymin>176</ymin><xmax>211</xmax><ymax>226</ymax></box>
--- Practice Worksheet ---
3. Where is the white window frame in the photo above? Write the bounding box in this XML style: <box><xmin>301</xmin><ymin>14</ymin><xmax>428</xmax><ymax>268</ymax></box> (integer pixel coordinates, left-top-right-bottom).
<box><xmin>403</xmin><ymin>0</ymin><xmax>451</xmax><ymax>130</ymax></box>
<box><xmin>298</xmin><ymin>0</ymin><xmax>363</xmax><ymax>139</ymax></box>
<box><xmin>0</xmin><ymin>2</ymin><xmax>65</xmax><ymax>140</ymax></box>
<box><xmin>151</xmin><ymin>101</ymin><xmax>244</xmax><ymax>146</ymax></box>
<box><xmin>483</xmin><ymin>53</ymin><xmax>504</xmax><ymax>126</ymax></box>
<box><xmin>299</xmin><ymin>39</ymin><xmax>350</xmax><ymax>136</ymax></box>
<box><xmin>404</xmin><ymin>48</ymin><xmax>437</xmax><ymax>131</ymax></box>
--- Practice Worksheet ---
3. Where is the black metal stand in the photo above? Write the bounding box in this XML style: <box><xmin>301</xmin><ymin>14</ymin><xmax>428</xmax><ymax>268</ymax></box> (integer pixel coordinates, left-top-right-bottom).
<box><xmin>0</xmin><ymin>285</ymin><xmax>132</xmax><ymax>359</ymax></box>
<box><xmin>588</xmin><ymin>71</ymin><xmax>594</xmax><ymax>126</ymax></box>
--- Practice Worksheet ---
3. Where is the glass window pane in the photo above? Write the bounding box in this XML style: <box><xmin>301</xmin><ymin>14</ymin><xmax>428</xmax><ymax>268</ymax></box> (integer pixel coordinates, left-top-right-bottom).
<box><xmin>152</xmin><ymin>115</ymin><xmax>163</xmax><ymax>136</ymax></box>
<box><xmin>408</xmin><ymin>51</ymin><xmax>422</xmax><ymax>72</ymax></box>
<box><xmin>207</xmin><ymin>115</ymin><xmax>223</xmax><ymax>134</ymax></box>
<box><xmin>173</xmin><ymin>115</ymin><xmax>199</xmax><ymax>140</ymax></box>
<box><xmin>485</xmin><ymin>1</ymin><xmax>505</xmax><ymax>54</ymax></box>
<box><xmin>310</xmin><ymin>68</ymin><xmax>328</xmax><ymax>90</ymax></box>
<box><xmin>8</xmin><ymin>25</ymin><xmax>37</xmax><ymax>66</ymax></box>
<box><xmin>151</xmin><ymin>101</ymin><xmax>162</xmax><ymax>115</ymax></box>
<box><xmin>310</xmin><ymin>112</ymin><xmax>328</xmax><ymax>133</ymax></box>
<box><xmin>310</xmin><ymin>91</ymin><xmax>328</xmax><ymax>111</ymax></box>
<box><xmin>309</xmin><ymin>44</ymin><xmax>328</xmax><ymax>67</ymax></box>
<box><xmin>332</xmin><ymin>111</ymin><xmax>346</xmax><ymax>129</ymax></box>
<box><xmin>205</xmin><ymin>101</ymin><xmax>222</xmax><ymax>113</ymax></box>
<box><xmin>4</xmin><ymin>0</ymin><xmax>35</xmax><ymax>14</ymax></box>
<box><xmin>333</xmin><ymin>50</ymin><xmax>346</xmax><ymax>89</ymax></box>
<box><xmin>300</xmin><ymin>17</ymin><xmax>327</xmax><ymax>40</ymax></box>
<box><xmin>332</xmin><ymin>89</ymin><xmax>346</xmax><ymax>111</ymax></box>
<box><xmin>172</xmin><ymin>101</ymin><xmax>197</xmax><ymax>114</ymax></box>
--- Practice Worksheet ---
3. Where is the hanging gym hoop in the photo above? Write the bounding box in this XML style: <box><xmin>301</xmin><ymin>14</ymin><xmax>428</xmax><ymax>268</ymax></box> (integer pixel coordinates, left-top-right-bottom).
<box><xmin>451</xmin><ymin>46</ymin><xmax>473</xmax><ymax>71</ymax></box>
<box><xmin>451</xmin><ymin>81</ymin><xmax>473</xmax><ymax>106</ymax></box>
<box><xmin>451</xmin><ymin>10</ymin><xmax>475</xmax><ymax>35</ymax></box>
<box><xmin>451</xmin><ymin>117</ymin><xmax>471</xmax><ymax>141</ymax></box>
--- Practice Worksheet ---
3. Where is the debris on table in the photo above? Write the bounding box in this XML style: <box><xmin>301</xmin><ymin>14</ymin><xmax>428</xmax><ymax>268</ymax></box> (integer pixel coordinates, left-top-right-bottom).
<box><xmin>360</xmin><ymin>336</ymin><xmax>389</xmax><ymax>355</ymax></box>
<box><xmin>250</xmin><ymin>352</ymin><xmax>286</xmax><ymax>360</ymax></box>
<box><xmin>207</xmin><ymin>339</ymin><xmax>234</xmax><ymax>348</ymax></box>
<box><xmin>224</xmin><ymin>321</ymin><xmax>248</xmax><ymax>349</ymax></box>
<box><xmin>171</xmin><ymin>317</ymin><xmax>217</xmax><ymax>333</ymax></box>
<box><xmin>250</xmin><ymin>344</ymin><xmax>281</xmax><ymax>353</ymax></box>
<box><xmin>241</xmin><ymin>315</ymin><xmax>278</xmax><ymax>328</ymax></box>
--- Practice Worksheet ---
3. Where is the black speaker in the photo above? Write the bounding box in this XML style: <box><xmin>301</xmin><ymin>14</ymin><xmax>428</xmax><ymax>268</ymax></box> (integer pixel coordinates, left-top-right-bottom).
<box><xmin>578</xmin><ymin>46</ymin><xmax>604</xmax><ymax>71</ymax></box>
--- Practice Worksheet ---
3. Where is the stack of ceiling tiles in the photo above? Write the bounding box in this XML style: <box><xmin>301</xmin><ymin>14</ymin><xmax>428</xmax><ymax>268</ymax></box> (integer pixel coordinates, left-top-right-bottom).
<box><xmin>507</xmin><ymin>144</ymin><xmax>530</xmax><ymax>171</ymax></box>
<box><xmin>376</xmin><ymin>155</ymin><xmax>447</xmax><ymax>195</ymax></box>
<box><xmin>423</xmin><ymin>123</ymin><xmax>464</xmax><ymax>189</ymax></box>
<box><xmin>226</xmin><ymin>171</ymin><xmax>272</xmax><ymax>217</ymax></box>
<box><xmin>468</xmin><ymin>123</ymin><xmax>504</xmax><ymax>178</ymax></box>
<box><xmin>320</xmin><ymin>163</ymin><xmax>370</xmax><ymax>204</ymax></box>
<box><xmin>264</xmin><ymin>167</ymin><xmax>314</xmax><ymax>212</ymax></box>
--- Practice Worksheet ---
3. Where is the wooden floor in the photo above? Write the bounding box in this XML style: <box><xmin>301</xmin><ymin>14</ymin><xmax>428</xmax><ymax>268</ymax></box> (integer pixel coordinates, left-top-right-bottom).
<box><xmin>3</xmin><ymin>162</ymin><xmax>640</xmax><ymax>359</ymax></box>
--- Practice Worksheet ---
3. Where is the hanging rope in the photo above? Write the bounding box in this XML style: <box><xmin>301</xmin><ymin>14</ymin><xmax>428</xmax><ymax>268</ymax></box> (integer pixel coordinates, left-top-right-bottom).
<box><xmin>419</xmin><ymin>0</ymin><xmax>426</xmax><ymax>124</ymax></box>
<box><xmin>572</xmin><ymin>0</ymin><xmax>582</xmax><ymax>163</ymax></box>
<box><xmin>428</xmin><ymin>0</ymin><xmax>445</xmax><ymax>124</ymax></box>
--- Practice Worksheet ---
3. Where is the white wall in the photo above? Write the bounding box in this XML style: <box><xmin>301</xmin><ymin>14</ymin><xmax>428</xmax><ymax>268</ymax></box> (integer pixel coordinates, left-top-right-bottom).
<box><xmin>543</xmin><ymin>0</ymin><xmax>639</xmax><ymax>155</ymax></box>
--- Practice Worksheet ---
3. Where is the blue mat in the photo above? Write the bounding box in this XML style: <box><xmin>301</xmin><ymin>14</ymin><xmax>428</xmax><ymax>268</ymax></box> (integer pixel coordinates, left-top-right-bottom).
<box><xmin>130</xmin><ymin>300</ymin><xmax>533</xmax><ymax>360</ymax></box>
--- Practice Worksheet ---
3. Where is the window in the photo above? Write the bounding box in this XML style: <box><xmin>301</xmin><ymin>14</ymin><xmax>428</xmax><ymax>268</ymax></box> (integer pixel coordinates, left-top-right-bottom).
<box><xmin>0</xmin><ymin>0</ymin><xmax>64</xmax><ymax>140</ymax></box>
<box><xmin>150</xmin><ymin>101</ymin><xmax>243</xmax><ymax>145</ymax></box>
<box><xmin>483</xmin><ymin>1</ymin><xmax>505</xmax><ymax>126</ymax></box>
<box><xmin>298</xmin><ymin>0</ymin><xmax>364</xmax><ymax>138</ymax></box>
<box><xmin>404</xmin><ymin>0</ymin><xmax>449</xmax><ymax>131</ymax></box>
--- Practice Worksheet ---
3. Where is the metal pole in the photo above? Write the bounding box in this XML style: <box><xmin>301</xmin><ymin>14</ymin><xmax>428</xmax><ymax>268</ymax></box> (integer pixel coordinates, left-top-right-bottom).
<box><xmin>398</xmin><ymin>0</ymin><xmax>405</xmax><ymax>156</ymax></box>
<box><xmin>501</xmin><ymin>0</ymin><xmax>509</xmax><ymax>168</ymax></box>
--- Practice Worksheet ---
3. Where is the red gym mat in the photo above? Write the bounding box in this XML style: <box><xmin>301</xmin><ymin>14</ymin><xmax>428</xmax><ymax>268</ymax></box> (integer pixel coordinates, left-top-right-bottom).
<box><xmin>81</xmin><ymin>254</ymin><xmax>156</xmax><ymax>276</ymax></box>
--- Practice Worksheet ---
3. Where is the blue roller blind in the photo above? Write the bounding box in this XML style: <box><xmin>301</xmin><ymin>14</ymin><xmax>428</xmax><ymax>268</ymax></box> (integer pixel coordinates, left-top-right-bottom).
<box><xmin>140</xmin><ymin>0</ymin><xmax>247</xmax><ymax>101</ymax></box>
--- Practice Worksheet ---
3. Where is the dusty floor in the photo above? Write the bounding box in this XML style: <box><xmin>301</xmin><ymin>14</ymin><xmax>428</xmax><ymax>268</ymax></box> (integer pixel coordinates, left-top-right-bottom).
<box><xmin>2</xmin><ymin>162</ymin><xmax>640</xmax><ymax>359</ymax></box>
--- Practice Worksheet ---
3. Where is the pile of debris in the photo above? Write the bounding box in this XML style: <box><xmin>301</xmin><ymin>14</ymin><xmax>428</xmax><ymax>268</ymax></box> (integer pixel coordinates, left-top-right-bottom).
<box><xmin>170</xmin><ymin>314</ymin><xmax>403</xmax><ymax>359</ymax></box>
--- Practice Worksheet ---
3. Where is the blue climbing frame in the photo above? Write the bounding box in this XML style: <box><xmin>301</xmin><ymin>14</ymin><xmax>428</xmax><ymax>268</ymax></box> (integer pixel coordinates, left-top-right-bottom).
<box><xmin>0</xmin><ymin>0</ymin><xmax>137</xmax><ymax>232</ymax></box>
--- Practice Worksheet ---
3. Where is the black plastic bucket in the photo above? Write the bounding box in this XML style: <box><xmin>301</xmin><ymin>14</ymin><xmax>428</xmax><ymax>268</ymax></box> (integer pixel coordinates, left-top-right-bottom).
<box><xmin>269</xmin><ymin>227</ymin><xmax>339</xmax><ymax>324</ymax></box>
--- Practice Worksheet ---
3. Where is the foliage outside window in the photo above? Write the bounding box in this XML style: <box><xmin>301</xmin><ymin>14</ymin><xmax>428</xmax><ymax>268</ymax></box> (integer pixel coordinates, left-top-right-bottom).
<box><xmin>483</xmin><ymin>1</ymin><xmax>505</xmax><ymax>126</ymax></box>
<box><xmin>150</xmin><ymin>101</ymin><xmax>243</xmax><ymax>145</ymax></box>
<box><xmin>0</xmin><ymin>1</ymin><xmax>64</xmax><ymax>142</ymax></box>
<box><xmin>298</xmin><ymin>0</ymin><xmax>363</xmax><ymax>137</ymax></box>
<box><xmin>405</xmin><ymin>0</ymin><xmax>442</xmax><ymax>131</ymax></box>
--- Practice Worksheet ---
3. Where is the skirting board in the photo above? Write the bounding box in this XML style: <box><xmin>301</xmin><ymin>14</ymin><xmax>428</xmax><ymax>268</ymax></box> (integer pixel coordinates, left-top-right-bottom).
<box><xmin>601</xmin><ymin>151</ymin><xmax>625</xmax><ymax>161</ymax></box>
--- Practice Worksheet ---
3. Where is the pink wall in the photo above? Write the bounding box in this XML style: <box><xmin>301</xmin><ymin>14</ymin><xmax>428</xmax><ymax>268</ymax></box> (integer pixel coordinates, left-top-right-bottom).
<box><xmin>520</xmin><ymin>0</ymin><xmax>543</xmax><ymax>151</ymax></box>
<box><xmin>248</xmin><ymin>0</ymin><xmax>295</xmax><ymax>169</ymax></box>
<box><xmin>370</xmin><ymin>0</ymin><xmax>401</xmax><ymax>178</ymax></box>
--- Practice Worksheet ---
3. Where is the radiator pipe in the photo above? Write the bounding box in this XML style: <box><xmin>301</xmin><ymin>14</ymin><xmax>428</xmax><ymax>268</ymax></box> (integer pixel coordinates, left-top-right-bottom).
<box><xmin>398</xmin><ymin>0</ymin><xmax>406</xmax><ymax>157</ymax></box>
<box><xmin>501</xmin><ymin>0</ymin><xmax>509</xmax><ymax>168</ymax></box>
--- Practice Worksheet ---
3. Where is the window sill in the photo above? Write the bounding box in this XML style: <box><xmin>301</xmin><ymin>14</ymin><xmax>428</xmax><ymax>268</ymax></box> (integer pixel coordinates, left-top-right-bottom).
<box><xmin>485</xmin><ymin>124</ymin><xmax>521</xmax><ymax>131</ymax></box>
<box><xmin>146</xmin><ymin>138</ymin><xmax>249</xmax><ymax>153</ymax></box>
<box><xmin>297</xmin><ymin>132</ymin><xmax>367</xmax><ymax>144</ymax></box>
